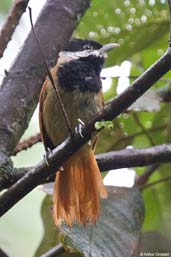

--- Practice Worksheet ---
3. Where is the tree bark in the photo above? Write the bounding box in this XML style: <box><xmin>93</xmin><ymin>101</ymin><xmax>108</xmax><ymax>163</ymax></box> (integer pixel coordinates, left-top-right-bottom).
<box><xmin>0</xmin><ymin>0</ymin><xmax>90</xmax><ymax>154</ymax></box>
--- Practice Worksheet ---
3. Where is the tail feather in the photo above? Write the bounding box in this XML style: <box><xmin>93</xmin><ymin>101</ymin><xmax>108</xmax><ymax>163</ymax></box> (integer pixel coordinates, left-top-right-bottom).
<box><xmin>53</xmin><ymin>149</ymin><xmax>107</xmax><ymax>226</ymax></box>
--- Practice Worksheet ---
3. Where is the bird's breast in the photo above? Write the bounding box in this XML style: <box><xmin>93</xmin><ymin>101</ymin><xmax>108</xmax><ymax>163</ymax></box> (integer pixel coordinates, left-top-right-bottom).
<box><xmin>43</xmin><ymin>84</ymin><xmax>103</xmax><ymax>146</ymax></box>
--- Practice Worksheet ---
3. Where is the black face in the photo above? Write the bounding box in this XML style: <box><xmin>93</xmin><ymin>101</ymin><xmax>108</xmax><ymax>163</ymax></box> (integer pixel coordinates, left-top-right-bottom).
<box><xmin>62</xmin><ymin>38</ymin><xmax>105</xmax><ymax>74</ymax></box>
<box><xmin>63</xmin><ymin>38</ymin><xmax>103</xmax><ymax>52</ymax></box>
<box><xmin>58</xmin><ymin>39</ymin><xmax>104</xmax><ymax>93</ymax></box>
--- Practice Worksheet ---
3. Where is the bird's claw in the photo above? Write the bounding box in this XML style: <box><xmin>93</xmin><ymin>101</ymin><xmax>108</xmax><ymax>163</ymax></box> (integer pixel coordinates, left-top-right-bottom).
<box><xmin>75</xmin><ymin>119</ymin><xmax>85</xmax><ymax>138</ymax></box>
<box><xmin>59</xmin><ymin>166</ymin><xmax>64</xmax><ymax>172</ymax></box>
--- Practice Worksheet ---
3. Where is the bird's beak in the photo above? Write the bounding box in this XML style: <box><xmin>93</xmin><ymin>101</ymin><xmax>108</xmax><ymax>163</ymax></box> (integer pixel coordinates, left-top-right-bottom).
<box><xmin>99</xmin><ymin>43</ymin><xmax>120</xmax><ymax>55</ymax></box>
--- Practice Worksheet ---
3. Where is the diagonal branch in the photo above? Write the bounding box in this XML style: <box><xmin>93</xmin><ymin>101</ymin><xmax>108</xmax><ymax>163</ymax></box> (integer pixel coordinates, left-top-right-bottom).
<box><xmin>1</xmin><ymin>48</ymin><xmax>171</xmax><ymax>216</ymax></box>
<box><xmin>0</xmin><ymin>248</ymin><xmax>10</xmax><ymax>257</ymax></box>
<box><xmin>0</xmin><ymin>0</ymin><xmax>30</xmax><ymax>59</ymax></box>
<box><xmin>140</xmin><ymin>175</ymin><xmax>171</xmax><ymax>190</ymax></box>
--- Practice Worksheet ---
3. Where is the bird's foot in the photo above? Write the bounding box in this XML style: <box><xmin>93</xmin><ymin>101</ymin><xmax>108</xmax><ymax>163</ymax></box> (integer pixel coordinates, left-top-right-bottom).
<box><xmin>75</xmin><ymin>118</ymin><xmax>85</xmax><ymax>138</ymax></box>
<box><xmin>58</xmin><ymin>166</ymin><xmax>64</xmax><ymax>172</ymax></box>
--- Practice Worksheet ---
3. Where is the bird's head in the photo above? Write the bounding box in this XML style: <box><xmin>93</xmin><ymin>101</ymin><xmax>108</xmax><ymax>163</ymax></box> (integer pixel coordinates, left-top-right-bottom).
<box><xmin>58</xmin><ymin>38</ymin><xmax>119</xmax><ymax>74</ymax></box>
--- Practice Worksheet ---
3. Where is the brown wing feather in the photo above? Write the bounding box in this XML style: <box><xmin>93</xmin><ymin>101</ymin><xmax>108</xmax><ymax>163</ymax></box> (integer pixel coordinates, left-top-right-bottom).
<box><xmin>91</xmin><ymin>89</ymin><xmax>104</xmax><ymax>151</ymax></box>
<box><xmin>39</xmin><ymin>79</ymin><xmax>55</xmax><ymax>151</ymax></box>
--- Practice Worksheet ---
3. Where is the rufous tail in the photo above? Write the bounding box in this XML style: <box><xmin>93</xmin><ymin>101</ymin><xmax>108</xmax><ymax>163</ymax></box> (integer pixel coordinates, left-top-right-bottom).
<box><xmin>53</xmin><ymin>149</ymin><xmax>107</xmax><ymax>226</ymax></box>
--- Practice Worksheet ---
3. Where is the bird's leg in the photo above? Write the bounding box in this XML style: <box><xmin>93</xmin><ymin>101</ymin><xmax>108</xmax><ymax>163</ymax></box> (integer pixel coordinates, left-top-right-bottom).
<box><xmin>44</xmin><ymin>148</ymin><xmax>64</xmax><ymax>171</ymax></box>
<box><xmin>75</xmin><ymin>118</ymin><xmax>85</xmax><ymax>138</ymax></box>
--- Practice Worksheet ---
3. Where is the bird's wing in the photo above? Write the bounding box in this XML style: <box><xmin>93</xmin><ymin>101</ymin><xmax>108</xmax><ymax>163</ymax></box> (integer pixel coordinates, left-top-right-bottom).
<box><xmin>39</xmin><ymin>79</ymin><xmax>55</xmax><ymax>151</ymax></box>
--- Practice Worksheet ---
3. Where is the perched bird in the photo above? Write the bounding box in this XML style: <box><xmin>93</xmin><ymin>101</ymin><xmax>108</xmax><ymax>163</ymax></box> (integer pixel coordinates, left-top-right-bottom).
<box><xmin>39</xmin><ymin>38</ymin><xmax>118</xmax><ymax>226</ymax></box>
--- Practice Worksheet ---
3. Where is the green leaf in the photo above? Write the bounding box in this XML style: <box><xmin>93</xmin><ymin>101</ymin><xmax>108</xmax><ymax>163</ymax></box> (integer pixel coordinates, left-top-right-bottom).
<box><xmin>95</xmin><ymin>119</ymin><xmax>127</xmax><ymax>153</ymax></box>
<box><xmin>95</xmin><ymin>120</ymin><xmax>113</xmax><ymax>130</ymax></box>
<box><xmin>59</xmin><ymin>186</ymin><xmax>144</xmax><ymax>257</ymax></box>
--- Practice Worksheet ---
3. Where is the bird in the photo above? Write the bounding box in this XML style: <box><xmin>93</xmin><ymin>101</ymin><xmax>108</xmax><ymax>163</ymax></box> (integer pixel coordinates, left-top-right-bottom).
<box><xmin>39</xmin><ymin>38</ymin><xmax>118</xmax><ymax>226</ymax></box>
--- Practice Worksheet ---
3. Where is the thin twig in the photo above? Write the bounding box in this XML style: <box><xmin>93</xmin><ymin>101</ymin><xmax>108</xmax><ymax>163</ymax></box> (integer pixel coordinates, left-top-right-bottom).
<box><xmin>40</xmin><ymin>244</ymin><xmax>65</xmax><ymax>257</ymax></box>
<box><xmin>140</xmin><ymin>175</ymin><xmax>171</xmax><ymax>190</ymax></box>
<box><xmin>28</xmin><ymin>7</ymin><xmax>73</xmax><ymax>136</ymax></box>
<box><xmin>108</xmin><ymin>124</ymin><xmax>165</xmax><ymax>150</ymax></box>
<box><xmin>132</xmin><ymin>112</ymin><xmax>155</xmax><ymax>146</ymax></box>
<box><xmin>13</xmin><ymin>133</ymin><xmax>41</xmax><ymax>155</ymax></box>
<box><xmin>134</xmin><ymin>164</ymin><xmax>160</xmax><ymax>187</ymax></box>
<box><xmin>0</xmin><ymin>0</ymin><xmax>30</xmax><ymax>58</ymax></box>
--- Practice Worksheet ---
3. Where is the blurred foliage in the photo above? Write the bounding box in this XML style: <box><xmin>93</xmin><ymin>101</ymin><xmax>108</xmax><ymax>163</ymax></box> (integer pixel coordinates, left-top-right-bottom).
<box><xmin>0</xmin><ymin>0</ymin><xmax>11</xmax><ymax>14</ymax></box>
<box><xmin>75</xmin><ymin>0</ymin><xmax>169</xmax><ymax>66</ymax></box>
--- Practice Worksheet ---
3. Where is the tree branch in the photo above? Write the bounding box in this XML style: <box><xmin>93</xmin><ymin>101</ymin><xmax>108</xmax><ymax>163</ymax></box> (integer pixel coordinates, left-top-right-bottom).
<box><xmin>0</xmin><ymin>166</ymin><xmax>31</xmax><ymax>191</ymax></box>
<box><xmin>157</xmin><ymin>85</ymin><xmax>171</xmax><ymax>102</ymax></box>
<box><xmin>0</xmin><ymin>0</ymin><xmax>30</xmax><ymax>59</ymax></box>
<box><xmin>0</xmin><ymin>0</ymin><xmax>90</xmax><ymax>154</ymax></box>
<box><xmin>2</xmin><ymin>144</ymin><xmax>171</xmax><ymax>190</ymax></box>
<box><xmin>140</xmin><ymin>175</ymin><xmax>171</xmax><ymax>190</ymax></box>
<box><xmin>109</xmin><ymin>124</ymin><xmax>165</xmax><ymax>150</ymax></box>
<box><xmin>96</xmin><ymin>145</ymin><xmax>171</xmax><ymax>171</ymax></box>
<box><xmin>0</xmin><ymin>248</ymin><xmax>10</xmax><ymax>257</ymax></box>
<box><xmin>13</xmin><ymin>133</ymin><xmax>41</xmax><ymax>155</ymax></box>
<box><xmin>135</xmin><ymin>164</ymin><xmax>160</xmax><ymax>187</ymax></box>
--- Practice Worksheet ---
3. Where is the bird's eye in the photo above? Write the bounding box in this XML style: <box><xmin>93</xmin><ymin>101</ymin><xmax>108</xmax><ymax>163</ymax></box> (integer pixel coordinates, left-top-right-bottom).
<box><xmin>83</xmin><ymin>44</ymin><xmax>93</xmax><ymax>50</ymax></box>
